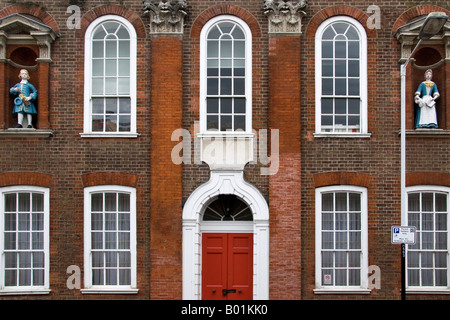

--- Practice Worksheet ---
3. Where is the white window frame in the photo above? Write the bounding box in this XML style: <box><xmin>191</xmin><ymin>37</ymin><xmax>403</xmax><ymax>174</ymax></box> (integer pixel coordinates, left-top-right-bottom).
<box><xmin>314</xmin><ymin>16</ymin><xmax>369</xmax><ymax>138</ymax></box>
<box><xmin>405</xmin><ymin>186</ymin><xmax>450</xmax><ymax>294</ymax></box>
<box><xmin>314</xmin><ymin>185</ymin><xmax>370</xmax><ymax>294</ymax></box>
<box><xmin>82</xmin><ymin>15</ymin><xmax>138</xmax><ymax>138</ymax></box>
<box><xmin>0</xmin><ymin>186</ymin><xmax>50</xmax><ymax>295</ymax></box>
<box><xmin>82</xmin><ymin>185</ymin><xmax>138</xmax><ymax>294</ymax></box>
<box><xmin>199</xmin><ymin>15</ymin><xmax>253</xmax><ymax>137</ymax></box>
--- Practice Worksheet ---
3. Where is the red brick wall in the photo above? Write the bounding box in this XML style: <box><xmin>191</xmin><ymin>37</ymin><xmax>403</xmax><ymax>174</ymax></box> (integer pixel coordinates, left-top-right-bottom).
<box><xmin>0</xmin><ymin>0</ymin><xmax>449</xmax><ymax>301</ymax></box>
<box><xmin>149</xmin><ymin>35</ymin><xmax>183</xmax><ymax>299</ymax></box>
<box><xmin>268</xmin><ymin>35</ymin><xmax>302</xmax><ymax>299</ymax></box>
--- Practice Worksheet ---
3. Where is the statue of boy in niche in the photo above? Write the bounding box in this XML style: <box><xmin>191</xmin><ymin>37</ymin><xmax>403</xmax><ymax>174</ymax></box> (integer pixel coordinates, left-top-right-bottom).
<box><xmin>414</xmin><ymin>69</ymin><xmax>439</xmax><ymax>129</ymax></box>
<box><xmin>10</xmin><ymin>69</ymin><xmax>38</xmax><ymax>129</ymax></box>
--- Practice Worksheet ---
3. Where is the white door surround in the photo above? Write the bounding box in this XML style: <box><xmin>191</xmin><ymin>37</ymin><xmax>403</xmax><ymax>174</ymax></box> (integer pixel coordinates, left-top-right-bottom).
<box><xmin>182</xmin><ymin>170</ymin><xmax>269</xmax><ymax>300</ymax></box>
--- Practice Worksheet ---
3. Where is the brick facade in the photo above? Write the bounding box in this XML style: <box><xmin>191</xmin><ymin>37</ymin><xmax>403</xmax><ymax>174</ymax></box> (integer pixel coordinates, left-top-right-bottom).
<box><xmin>0</xmin><ymin>0</ymin><xmax>449</xmax><ymax>300</ymax></box>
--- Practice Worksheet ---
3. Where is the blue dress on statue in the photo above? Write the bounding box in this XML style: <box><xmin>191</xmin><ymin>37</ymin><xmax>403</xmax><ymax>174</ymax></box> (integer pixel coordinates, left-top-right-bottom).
<box><xmin>10</xmin><ymin>81</ymin><xmax>38</xmax><ymax>115</ymax></box>
<box><xmin>414</xmin><ymin>81</ymin><xmax>439</xmax><ymax>129</ymax></box>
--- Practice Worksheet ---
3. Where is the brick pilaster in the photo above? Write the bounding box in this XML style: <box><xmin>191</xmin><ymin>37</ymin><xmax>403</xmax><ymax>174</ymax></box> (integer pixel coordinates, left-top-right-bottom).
<box><xmin>150</xmin><ymin>35</ymin><xmax>183</xmax><ymax>299</ymax></box>
<box><xmin>268</xmin><ymin>34</ymin><xmax>302</xmax><ymax>299</ymax></box>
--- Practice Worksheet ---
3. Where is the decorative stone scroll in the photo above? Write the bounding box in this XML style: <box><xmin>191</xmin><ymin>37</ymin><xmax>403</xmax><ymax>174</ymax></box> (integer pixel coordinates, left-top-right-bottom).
<box><xmin>143</xmin><ymin>0</ymin><xmax>187</xmax><ymax>34</ymax></box>
<box><xmin>264</xmin><ymin>0</ymin><xmax>308</xmax><ymax>34</ymax></box>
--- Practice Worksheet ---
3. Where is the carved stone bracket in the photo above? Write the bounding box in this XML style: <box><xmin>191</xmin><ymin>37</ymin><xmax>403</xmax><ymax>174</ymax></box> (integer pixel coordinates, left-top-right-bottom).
<box><xmin>143</xmin><ymin>0</ymin><xmax>187</xmax><ymax>34</ymax></box>
<box><xmin>264</xmin><ymin>0</ymin><xmax>308</xmax><ymax>34</ymax></box>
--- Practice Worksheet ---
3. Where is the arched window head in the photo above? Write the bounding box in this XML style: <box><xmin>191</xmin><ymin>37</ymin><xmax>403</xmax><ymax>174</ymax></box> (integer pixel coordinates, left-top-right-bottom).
<box><xmin>83</xmin><ymin>16</ymin><xmax>137</xmax><ymax>137</ymax></box>
<box><xmin>203</xmin><ymin>194</ymin><xmax>253</xmax><ymax>221</ymax></box>
<box><xmin>315</xmin><ymin>17</ymin><xmax>368</xmax><ymax>136</ymax></box>
<box><xmin>200</xmin><ymin>16</ymin><xmax>252</xmax><ymax>134</ymax></box>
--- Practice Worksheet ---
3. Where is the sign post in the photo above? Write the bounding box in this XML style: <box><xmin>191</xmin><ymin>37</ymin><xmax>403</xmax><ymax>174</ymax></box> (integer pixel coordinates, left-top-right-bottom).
<box><xmin>391</xmin><ymin>226</ymin><xmax>416</xmax><ymax>300</ymax></box>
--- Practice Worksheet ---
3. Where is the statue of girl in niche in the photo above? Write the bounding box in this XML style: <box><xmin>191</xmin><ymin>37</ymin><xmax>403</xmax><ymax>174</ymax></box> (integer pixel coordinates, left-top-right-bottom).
<box><xmin>10</xmin><ymin>69</ymin><xmax>38</xmax><ymax>129</ymax></box>
<box><xmin>414</xmin><ymin>69</ymin><xmax>439</xmax><ymax>129</ymax></box>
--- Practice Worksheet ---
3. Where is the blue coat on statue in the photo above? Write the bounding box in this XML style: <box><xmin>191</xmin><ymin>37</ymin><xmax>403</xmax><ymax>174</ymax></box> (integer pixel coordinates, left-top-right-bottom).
<box><xmin>10</xmin><ymin>81</ymin><xmax>38</xmax><ymax>114</ymax></box>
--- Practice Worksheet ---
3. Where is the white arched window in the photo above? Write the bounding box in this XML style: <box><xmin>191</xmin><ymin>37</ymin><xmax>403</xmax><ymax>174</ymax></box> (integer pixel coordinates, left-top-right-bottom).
<box><xmin>315</xmin><ymin>17</ymin><xmax>368</xmax><ymax>136</ymax></box>
<box><xmin>200</xmin><ymin>15</ymin><xmax>252</xmax><ymax>134</ymax></box>
<box><xmin>83</xmin><ymin>15</ymin><xmax>137</xmax><ymax>137</ymax></box>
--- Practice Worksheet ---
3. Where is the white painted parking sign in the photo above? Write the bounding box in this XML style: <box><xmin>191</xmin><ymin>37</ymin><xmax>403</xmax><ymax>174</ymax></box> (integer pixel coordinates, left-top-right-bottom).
<box><xmin>391</xmin><ymin>226</ymin><xmax>416</xmax><ymax>244</ymax></box>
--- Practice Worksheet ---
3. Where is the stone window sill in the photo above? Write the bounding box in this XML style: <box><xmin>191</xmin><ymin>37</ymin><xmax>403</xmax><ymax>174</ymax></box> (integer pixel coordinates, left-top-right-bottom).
<box><xmin>0</xmin><ymin>128</ymin><xmax>53</xmax><ymax>138</ymax></box>
<box><xmin>404</xmin><ymin>129</ymin><xmax>450</xmax><ymax>138</ymax></box>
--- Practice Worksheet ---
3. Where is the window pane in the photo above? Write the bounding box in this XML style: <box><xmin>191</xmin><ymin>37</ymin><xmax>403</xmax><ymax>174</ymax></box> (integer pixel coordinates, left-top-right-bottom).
<box><xmin>92</xmin><ymin>115</ymin><xmax>104</xmax><ymax>132</ymax></box>
<box><xmin>119</xmin><ymin>98</ymin><xmax>131</xmax><ymax>114</ymax></box>
<box><xmin>118</xmin><ymin>40</ymin><xmax>130</xmax><ymax>57</ymax></box>
<box><xmin>220</xmin><ymin>78</ymin><xmax>232</xmax><ymax>95</ymax></box>
<box><xmin>105</xmin><ymin>78</ymin><xmax>117</xmax><ymax>95</ymax></box>
<box><xmin>119</xmin><ymin>116</ymin><xmax>131</xmax><ymax>132</ymax></box>
<box><xmin>118</xmin><ymin>78</ymin><xmax>130</xmax><ymax>95</ymax></box>
<box><xmin>105</xmin><ymin>60</ymin><xmax>117</xmax><ymax>76</ymax></box>
<box><xmin>322</xmin><ymin>79</ymin><xmax>333</xmax><ymax>95</ymax></box>
<box><xmin>92</xmin><ymin>60</ymin><xmax>104</xmax><ymax>76</ymax></box>
<box><xmin>422</xmin><ymin>193</ymin><xmax>433</xmax><ymax>212</ymax></box>
<box><xmin>234</xmin><ymin>78</ymin><xmax>245</xmax><ymax>95</ymax></box>
<box><xmin>348</xmin><ymin>79</ymin><xmax>360</xmax><ymax>96</ymax></box>
<box><xmin>322</xmin><ymin>41</ymin><xmax>333</xmax><ymax>58</ymax></box>
<box><xmin>116</xmin><ymin>25</ymin><xmax>130</xmax><ymax>39</ymax></box>
<box><xmin>207</xmin><ymin>78</ymin><xmax>218</xmax><ymax>95</ymax></box>
<box><xmin>5</xmin><ymin>193</ymin><xmax>16</xmax><ymax>212</ymax></box>
<box><xmin>234</xmin><ymin>115</ymin><xmax>245</xmax><ymax>131</ymax></box>
<box><xmin>18</xmin><ymin>193</ymin><xmax>30</xmax><ymax>212</ymax></box>
<box><xmin>322</xmin><ymin>60</ymin><xmax>333</xmax><ymax>77</ymax></box>
<box><xmin>335</xmin><ymin>79</ymin><xmax>347</xmax><ymax>95</ymax></box>
<box><xmin>93</xmin><ymin>27</ymin><xmax>106</xmax><ymax>39</ymax></box>
<box><xmin>335</xmin><ymin>41</ymin><xmax>346</xmax><ymax>58</ymax></box>
<box><xmin>119</xmin><ymin>60</ymin><xmax>130</xmax><ymax>76</ymax></box>
<box><xmin>220</xmin><ymin>40</ymin><xmax>232</xmax><ymax>58</ymax></box>
<box><xmin>234</xmin><ymin>59</ymin><xmax>245</xmax><ymax>76</ymax></box>
<box><xmin>92</xmin><ymin>41</ymin><xmax>104</xmax><ymax>58</ymax></box>
<box><xmin>348</xmin><ymin>41</ymin><xmax>360</xmax><ymax>58</ymax></box>
<box><xmin>335</xmin><ymin>60</ymin><xmax>346</xmax><ymax>77</ymax></box>
<box><xmin>435</xmin><ymin>193</ymin><xmax>447</xmax><ymax>212</ymax></box>
<box><xmin>220</xmin><ymin>115</ymin><xmax>232</xmax><ymax>131</ymax></box>
<box><xmin>348</xmin><ymin>99</ymin><xmax>360</xmax><ymax>115</ymax></box>
<box><xmin>335</xmin><ymin>99</ymin><xmax>346</xmax><ymax>114</ymax></box>
<box><xmin>207</xmin><ymin>40</ymin><xmax>219</xmax><ymax>57</ymax></box>
<box><xmin>207</xmin><ymin>98</ymin><xmax>219</xmax><ymax>114</ymax></box>
<box><xmin>207</xmin><ymin>115</ymin><xmax>218</xmax><ymax>130</ymax></box>
<box><xmin>105</xmin><ymin>40</ymin><xmax>117</xmax><ymax>58</ymax></box>
<box><xmin>118</xmin><ymin>194</ymin><xmax>130</xmax><ymax>212</ymax></box>
<box><xmin>322</xmin><ymin>213</ymin><xmax>333</xmax><ymax>230</ymax></box>
<box><xmin>221</xmin><ymin>98</ymin><xmax>232</xmax><ymax>114</ymax></box>
<box><xmin>235</xmin><ymin>98</ymin><xmax>245</xmax><ymax>114</ymax></box>
<box><xmin>92</xmin><ymin>78</ymin><xmax>104</xmax><ymax>95</ymax></box>
<box><xmin>208</xmin><ymin>26</ymin><xmax>221</xmax><ymax>39</ymax></box>
<box><xmin>348</xmin><ymin>60</ymin><xmax>360</xmax><ymax>77</ymax></box>
<box><xmin>321</xmin><ymin>98</ymin><xmax>333</xmax><ymax>115</ymax></box>
<box><xmin>105</xmin><ymin>193</ymin><xmax>116</xmax><ymax>211</ymax></box>
<box><xmin>234</xmin><ymin>41</ymin><xmax>245</xmax><ymax>58</ymax></box>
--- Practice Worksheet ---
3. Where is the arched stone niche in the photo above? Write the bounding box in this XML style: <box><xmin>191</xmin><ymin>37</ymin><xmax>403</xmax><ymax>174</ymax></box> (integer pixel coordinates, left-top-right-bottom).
<box><xmin>0</xmin><ymin>13</ymin><xmax>58</xmax><ymax>135</ymax></box>
<box><xmin>394</xmin><ymin>12</ymin><xmax>450</xmax><ymax>132</ymax></box>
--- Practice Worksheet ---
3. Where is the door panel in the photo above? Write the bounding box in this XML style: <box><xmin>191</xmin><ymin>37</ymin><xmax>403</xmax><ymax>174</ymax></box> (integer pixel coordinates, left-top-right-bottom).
<box><xmin>202</xmin><ymin>234</ymin><xmax>227</xmax><ymax>300</ymax></box>
<box><xmin>227</xmin><ymin>234</ymin><xmax>253</xmax><ymax>300</ymax></box>
<box><xmin>202</xmin><ymin>233</ymin><xmax>253</xmax><ymax>300</ymax></box>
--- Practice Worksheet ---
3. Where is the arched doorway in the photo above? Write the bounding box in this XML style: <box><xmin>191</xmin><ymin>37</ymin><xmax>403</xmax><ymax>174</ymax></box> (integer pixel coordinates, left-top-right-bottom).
<box><xmin>182</xmin><ymin>171</ymin><xmax>269</xmax><ymax>300</ymax></box>
<box><xmin>201</xmin><ymin>195</ymin><xmax>253</xmax><ymax>300</ymax></box>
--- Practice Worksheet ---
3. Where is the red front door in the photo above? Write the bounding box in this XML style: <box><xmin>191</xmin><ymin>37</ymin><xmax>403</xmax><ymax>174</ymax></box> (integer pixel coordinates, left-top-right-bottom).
<box><xmin>202</xmin><ymin>233</ymin><xmax>253</xmax><ymax>300</ymax></box>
